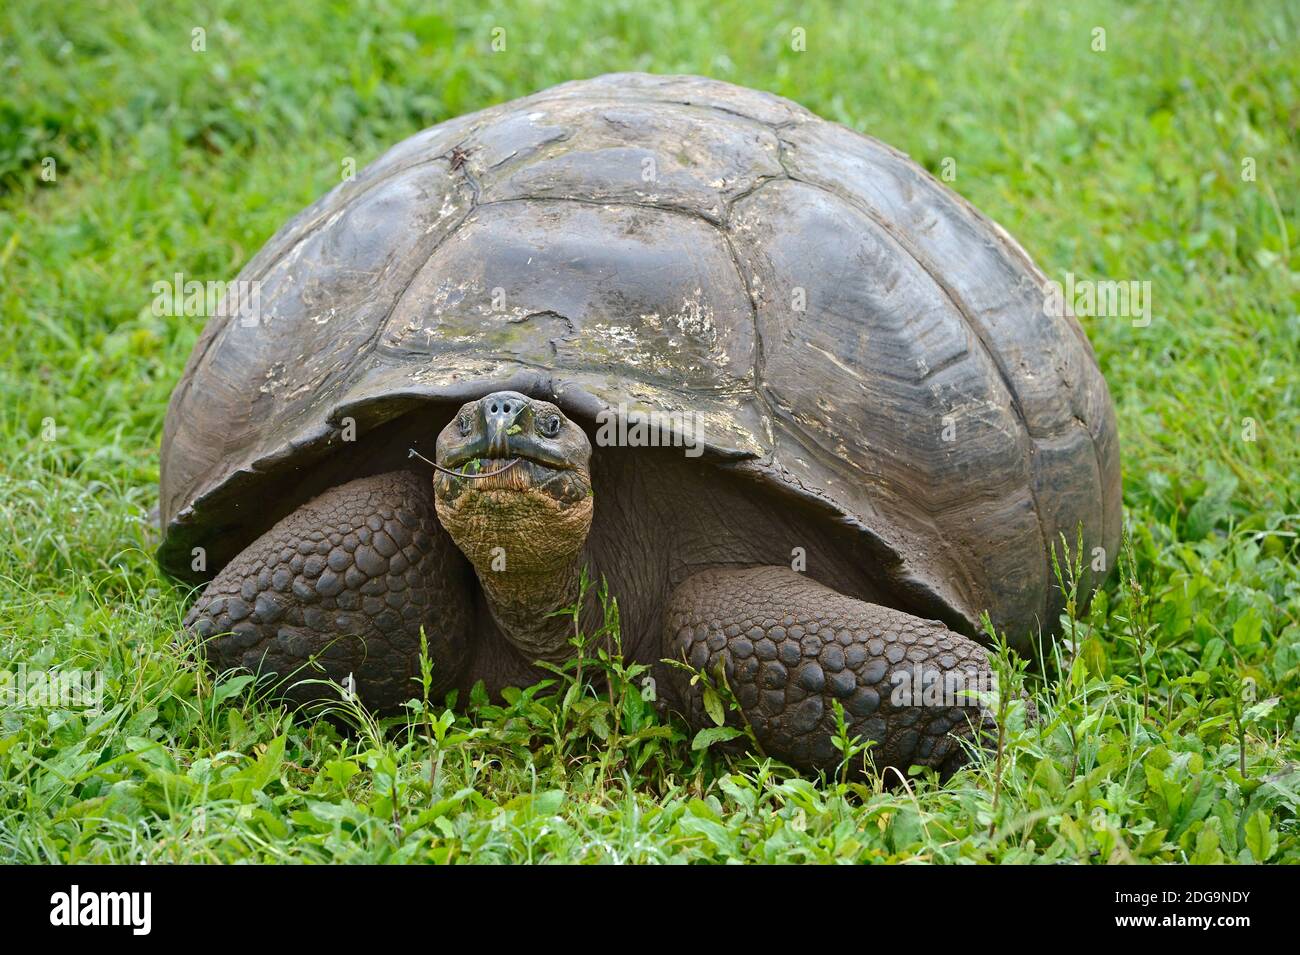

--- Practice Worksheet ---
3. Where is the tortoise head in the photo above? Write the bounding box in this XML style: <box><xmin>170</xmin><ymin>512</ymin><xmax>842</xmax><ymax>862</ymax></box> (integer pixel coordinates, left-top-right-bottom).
<box><xmin>431</xmin><ymin>392</ymin><xmax>593</xmax><ymax>578</ymax></box>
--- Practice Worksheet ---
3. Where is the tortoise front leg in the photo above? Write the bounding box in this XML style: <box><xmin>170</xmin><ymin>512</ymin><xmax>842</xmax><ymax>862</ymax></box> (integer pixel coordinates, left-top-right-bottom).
<box><xmin>662</xmin><ymin>567</ymin><xmax>998</xmax><ymax>776</ymax></box>
<box><xmin>184</xmin><ymin>471</ymin><xmax>474</xmax><ymax>709</ymax></box>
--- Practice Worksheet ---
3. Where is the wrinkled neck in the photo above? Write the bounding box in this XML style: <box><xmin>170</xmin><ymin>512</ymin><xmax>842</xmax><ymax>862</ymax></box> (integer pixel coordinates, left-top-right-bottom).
<box><xmin>476</xmin><ymin>555</ymin><xmax>587</xmax><ymax>662</ymax></box>
<box><xmin>435</xmin><ymin>488</ymin><xmax>594</xmax><ymax>663</ymax></box>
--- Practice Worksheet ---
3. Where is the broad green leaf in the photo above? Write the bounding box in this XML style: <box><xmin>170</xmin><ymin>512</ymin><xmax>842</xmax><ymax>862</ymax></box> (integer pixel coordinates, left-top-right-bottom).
<box><xmin>1244</xmin><ymin>810</ymin><xmax>1277</xmax><ymax>862</ymax></box>
<box><xmin>691</xmin><ymin>726</ymin><xmax>744</xmax><ymax>750</ymax></box>
<box><xmin>1232</xmin><ymin>607</ymin><xmax>1264</xmax><ymax>648</ymax></box>
<box><xmin>702</xmin><ymin>686</ymin><xmax>725</xmax><ymax>727</ymax></box>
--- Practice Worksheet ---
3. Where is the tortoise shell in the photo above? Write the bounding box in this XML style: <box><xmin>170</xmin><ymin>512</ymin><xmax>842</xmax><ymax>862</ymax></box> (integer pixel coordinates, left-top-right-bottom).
<box><xmin>159</xmin><ymin>73</ymin><xmax>1121</xmax><ymax>648</ymax></box>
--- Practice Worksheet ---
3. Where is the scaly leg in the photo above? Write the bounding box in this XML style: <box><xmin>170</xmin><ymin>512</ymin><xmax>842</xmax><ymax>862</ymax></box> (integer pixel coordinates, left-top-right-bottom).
<box><xmin>184</xmin><ymin>471</ymin><xmax>473</xmax><ymax>708</ymax></box>
<box><xmin>663</xmin><ymin>566</ymin><xmax>998</xmax><ymax>775</ymax></box>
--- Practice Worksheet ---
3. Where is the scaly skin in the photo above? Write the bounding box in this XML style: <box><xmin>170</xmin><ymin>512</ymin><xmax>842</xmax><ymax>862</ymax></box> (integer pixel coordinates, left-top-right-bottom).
<box><xmin>432</xmin><ymin>392</ymin><xmax>594</xmax><ymax>663</ymax></box>
<box><xmin>661</xmin><ymin>566</ymin><xmax>998</xmax><ymax>775</ymax></box>
<box><xmin>184</xmin><ymin>394</ymin><xmax>1003</xmax><ymax>774</ymax></box>
<box><xmin>184</xmin><ymin>471</ymin><xmax>473</xmax><ymax>707</ymax></box>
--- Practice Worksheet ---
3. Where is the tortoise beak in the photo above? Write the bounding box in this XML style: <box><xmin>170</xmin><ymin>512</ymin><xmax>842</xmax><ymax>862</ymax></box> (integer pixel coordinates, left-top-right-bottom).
<box><xmin>435</xmin><ymin>392</ymin><xmax>590</xmax><ymax>474</ymax></box>
<box><xmin>481</xmin><ymin>392</ymin><xmax>527</xmax><ymax>458</ymax></box>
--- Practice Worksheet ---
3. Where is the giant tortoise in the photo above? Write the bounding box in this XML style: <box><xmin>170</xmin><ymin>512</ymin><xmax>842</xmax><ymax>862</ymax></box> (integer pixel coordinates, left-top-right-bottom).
<box><xmin>160</xmin><ymin>74</ymin><xmax>1120</xmax><ymax>774</ymax></box>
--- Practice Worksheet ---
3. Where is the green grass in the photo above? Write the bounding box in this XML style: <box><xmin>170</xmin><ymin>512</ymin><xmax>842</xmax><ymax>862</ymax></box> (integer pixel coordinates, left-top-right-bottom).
<box><xmin>1</xmin><ymin>0</ymin><xmax>1297</xmax><ymax>863</ymax></box>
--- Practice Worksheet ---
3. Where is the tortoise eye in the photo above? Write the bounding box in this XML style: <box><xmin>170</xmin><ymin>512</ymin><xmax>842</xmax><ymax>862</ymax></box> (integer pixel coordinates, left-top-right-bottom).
<box><xmin>539</xmin><ymin>414</ymin><xmax>561</xmax><ymax>438</ymax></box>
<box><xmin>458</xmin><ymin>413</ymin><xmax>472</xmax><ymax>436</ymax></box>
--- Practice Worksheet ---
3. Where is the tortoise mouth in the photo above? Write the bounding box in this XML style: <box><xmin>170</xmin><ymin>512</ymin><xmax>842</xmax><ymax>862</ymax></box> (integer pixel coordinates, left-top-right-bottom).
<box><xmin>431</xmin><ymin>453</ymin><xmax>591</xmax><ymax>507</ymax></box>
<box><xmin>439</xmin><ymin>444</ymin><xmax>574</xmax><ymax>474</ymax></box>
<box><xmin>437</xmin><ymin>454</ymin><xmax>562</xmax><ymax>490</ymax></box>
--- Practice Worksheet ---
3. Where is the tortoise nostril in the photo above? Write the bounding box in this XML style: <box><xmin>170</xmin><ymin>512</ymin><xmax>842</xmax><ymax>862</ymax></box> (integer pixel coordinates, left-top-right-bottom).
<box><xmin>480</xmin><ymin>392</ymin><xmax>529</xmax><ymax>450</ymax></box>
